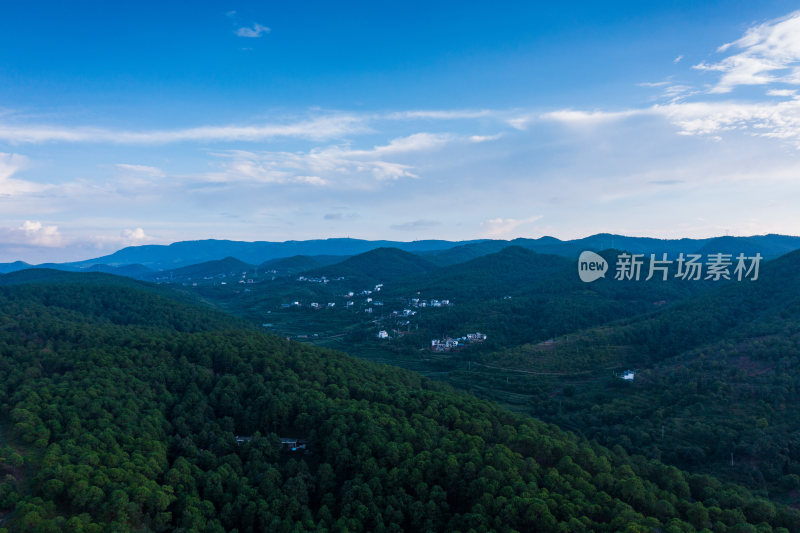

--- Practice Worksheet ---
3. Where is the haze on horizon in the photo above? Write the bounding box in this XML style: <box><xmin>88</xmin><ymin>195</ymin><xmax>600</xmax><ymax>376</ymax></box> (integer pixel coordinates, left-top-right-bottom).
<box><xmin>2</xmin><ymin>1</ymin><xmax>800</xmax><ymax>263</ymax></box>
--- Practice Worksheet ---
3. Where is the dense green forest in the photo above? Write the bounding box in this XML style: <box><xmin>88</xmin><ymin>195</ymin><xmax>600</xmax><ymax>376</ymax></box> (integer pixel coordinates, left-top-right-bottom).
<box><xmin>1</xmin><ymin>274</ymin><xmax>796</xmax><ymax>531</ymax></box>
<box><xmin>175</xmin><ymin>246</ymin><xmax>800</xmax><ymax>507</ymax></box>
<box><xmin>483</xmin><ymin>249</ymin><xmax>800</xmax><ymax>499</ymax></box>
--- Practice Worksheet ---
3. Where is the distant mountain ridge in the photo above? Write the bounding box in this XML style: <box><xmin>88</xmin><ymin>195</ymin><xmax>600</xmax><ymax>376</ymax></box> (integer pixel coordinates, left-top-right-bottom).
<box><xmin>1</xmin><ymin>233</ymin><xmax>798</xmax><ymax>274</ymax></box>
<box><xmin>423</xmin><ymin>234</ymin><xmax>800</xmax><ymax>266</ymax></box>
<box><xmin>71</xmin><ymin>238</ymin><xmax>482</xmax><ymax>270</ymax></box>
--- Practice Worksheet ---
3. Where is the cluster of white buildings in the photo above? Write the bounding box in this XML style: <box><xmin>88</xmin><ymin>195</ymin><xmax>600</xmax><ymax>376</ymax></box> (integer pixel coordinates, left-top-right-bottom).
<box><xmin>297</xmin><ymin>275</ymin><xmax>338</xmax><ymax>284</ymax></box>
<box><xmin>282</xmin><ymin>301</ymin><xmax>336</xmax><ymax>309</ymax></box>
<box><xmin>410</xmin><ymin>298</ymin><xmax>451</xmax><ymax>308</ymax></box>
<box><xmin>431</xmin><ymin>332</ymin><xmax>487</xmax><ymax>352</ymax></box>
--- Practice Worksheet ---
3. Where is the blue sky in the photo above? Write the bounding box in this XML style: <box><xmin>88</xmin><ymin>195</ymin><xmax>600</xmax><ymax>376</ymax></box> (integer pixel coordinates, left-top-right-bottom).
<box><xmin>2</xmin><ymin>1</ymin><xmax>800</xmax><ymax>262</ymax></box>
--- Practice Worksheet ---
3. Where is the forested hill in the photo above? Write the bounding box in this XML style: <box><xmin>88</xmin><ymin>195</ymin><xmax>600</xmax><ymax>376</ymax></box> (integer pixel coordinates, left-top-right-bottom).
<box><xmin>0</xmin><ymin>269</ymin><xmax>246</xmax><ymax>332</ymax></box>
<box><xmin>0</xmin><ymin>273</ymin><xmax>797</xmax><ymax>531</ymax></box>
<box><xmin>301</xmin><ymin>247</ymin><xmax>439</xmax><ymax>283</ymax></box>
<box><xmin>501</xmin><ymin>246</ymin><xmax>800</xmax><ymax>368</ymax></box>
<box><xmin>260</xmin><ymin>255</ymin><xmax>347</xmax><ymax>276</ymax></box>
<box><xmin>148</xmin><ymin>257</ymin><xmax>255</xmax><ymax>283</ymax></box>
<box><xmin>480</xmin><ymin>248</ymin><xmax>800</xmax><ymax>496</ymax></box>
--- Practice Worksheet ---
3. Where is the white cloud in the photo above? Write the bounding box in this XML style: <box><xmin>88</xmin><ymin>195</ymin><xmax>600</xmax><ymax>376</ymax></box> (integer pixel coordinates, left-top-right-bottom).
<box><xmin>348</xmin><ymin>132</ymin><xmax>453</xmax><ymax>156</ymax></box>
<box><xmin>540</xmin><ymin>109</ymin><xmax>642</xmax><ymax>125</ymax></box>
<box><xmin>481</xmin><ymin>215</ymin><xmax>543</xmax><ymax>239</ymax></box>
<box><xmin>638</xmin><ymin>81</ymin><xmax>671</xmax><ymax>88</ymax></box>
<box><xmin>121</xmin><ymin>227</ymin><xmax>152</xmax><ymax>244</ymax></box>
<box><xmin>385</xmin><ymin>109</ymin><xmax>495</xmax><ymax>120</ymax></box>
<box><xmin>294</xmin><ymin>176</ymin><xmax>327</xmax><ymax>186</ymax></box>
<box><xmin>542</xmin><ymin>96</ymin><xmax>800</xmax><ymax>148</ymax></box>
<box><xmin>206</xmin><ymin>132</ymin><xmax>478</xmax><ymax>187</ymax></box>
<box><xmin>506</xmin><ymin>113</ymin><xmax>537</xmax><ymax>130</ymax></box>
<box><xmin>469</xmin><ymin>134</ymin><xmax>502</xmax><ymax>142</ymax></box>
<box><xmin>0</xmin><ymin>153</ymin><xmax>45</xmax><ymax>196</ymax></box>
<box><xmin>0</xmin><ymin>114</ymin><xmax>365</xmax><ymax>144</ymax></box>
<box><xmin>655</xmin><ymin>99</ymin><xmax>800</xmax><ymax>145</ymax></box>
<box><xmin>19</xmin><ymin>220</ymin><xmax>62</xmax><ymax>247</ymax></box>
<box><xmin>236</xmin><ymin>23</ymin><xmax>270</xmax><ymax>38</ymax></box>
<box><xmin>115</xmin><ymin>164</ymin><xmax>164</xmax><ymax>177</ymax></box>
<box><xmin>673</xmin><ymin>55</ymin><xmax>684</xmax><ymax>64</ymax></box>
<box><xmin>638</xmin><ymin>79</ymin><xmax>698</xmax><ymax>102</ymax></box>
<box><xmin>539</xmin><ymin>11</ymin><xmax>800</xmax><ymax>149</ymax></box>
<box><xmin>693</xmin><ymin>11</ymin><xmax>800</xmax><ymax>93</ymax></box>
<box><xmin>767</xmin><ymin>88</ymin><xmax>797</xmax><ymax>96</ymax></box>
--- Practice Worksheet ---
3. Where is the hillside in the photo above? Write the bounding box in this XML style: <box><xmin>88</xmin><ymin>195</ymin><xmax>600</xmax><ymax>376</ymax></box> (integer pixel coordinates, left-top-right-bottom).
<box><xmin>392</xmin><ymin>246</ymin><xmax>573</xmax><ymax>299</ymax></box>
<box><xmin>189</xmin><ymin>246</ymin><xmax>718</xmax><ymax>375</ymax></box>
<box><xmin>302</xmin><ymin>247</ymin><xmax>440</xmax><ymax>283</ymax></box>
<box><xmin>149</xmin><ymin>256</ymin><xmax>254</xmax><ymax>283</ymax></box>
<box><xmin>369</xmin><ymin>247</ymin><xmax>715</xmax><ymax>351</ymax></box>
<box><xmin>420</xmin><ymin>240</ymin><xmax>517</xmax><ymax>266</ymax></box>
<box><xmin>260</xmin><ymin>254</ymin><xmax>347</xmax><ymax>276</ymax></box>
<box><xmin>83</xmin><ymin>263</ymin><xmax>154</xmax><ymax>279</ymax></box>
<box><xmin>183</xmin><ymin>245</ymin><xmax>800</xmax><ymax>501</ymax></box>
<box><xmin>0</xmin><ymin>261</ymin><xmax>32</xmax><ymax>274</ymax></box>
<box><xmin>0</xmin><ymin>273</ymin><xmax>795</xmax><ymax>531</ymax></box>
<box><xmin>0</xmin><ymin>269</ymin><xmax>248</xmax><ymax>331</ymax></box>
<box><xmin>473</xmin><ymin>249</ymin><xmax>800</xmax><ymax>497</ymax></box>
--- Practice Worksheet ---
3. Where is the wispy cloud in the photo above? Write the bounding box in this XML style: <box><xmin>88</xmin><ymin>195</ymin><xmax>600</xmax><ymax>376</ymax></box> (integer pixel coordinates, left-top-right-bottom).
<box><xmin>540</xmin><ymin>109</ymin><xmax>641</xmax><ymax>126</ymax></box>
<box><xmin>385</xmin><ymin>109</ymin><xmax>495</xmax><ymax>120</ymax></box>
<box><xmin>649</xmin><ymin>179</ymin><xmax>684</xmax><ymax>185</ymax></box>
<box><xmin>657</xmin><ymin>99</ymin><xmax>800</xmax><ymax>145</ymax></box>
<box><xmin>0</xmin><ymin>153</ymin><xmax>45</xmax><ymax>196</ymax></box>
<box><xmin>236</xmin><ymin>23</ymin><xmax>270</xmax><ymax>38</ymax></box>
<box><xmin>324</xmin><ymin>212</ymin><xmax>359</xmax><ymax>221</ymax></box>
<box><xmin>206</xmin><ymin>132</ymin><xmax>485</xmax><ymax>187</ymax></box>
<box><xmin>542</xmin><ymin>99</ymin><xmax>800</xmax><ymax>147</ymax></box>
<box><xmin>0</xmin><ymin>108</ymin><xmax>517</xmax><ymax>147</ymax></box>
<box><xmin>481</xmin><ymin>215</ymin><xmax>543</xmax><ymax>239</ymax></box>
<box><xmin>693</xmin><ymin>11</ymin><xmax>800</xmax><ymax>93</ymax></box>
<box><xmin>638</xmin><ymin>81</ymin><xmax>671</xmax><ymax>88</ymax></box>
<box><xmin>390</xmin><ymin>219</ymin><xmax>441</xmax><ymax>231</ymax></box>
<box><xmin>673</xmin><ymin>55</ymin><xmax>684</xmax><ymax>64</ymax></box>
<box><xmin>346</xmin><ymin>132</ymin><xmax>454</xmax><ymax>156</ymax></box>
<box><xmin>115</xmin><ymin>164</ymin><xmax>164</xmax><ymax>177</ymax></box>
<box><xmin>767</xmin><ymin>88</ymin><xmax>797</xmax><ymax>97</ymax></box>
<box><xmin>0</xmin><ymin>114</ymin><xmax>366</xmax><ymax>144</ymax></box>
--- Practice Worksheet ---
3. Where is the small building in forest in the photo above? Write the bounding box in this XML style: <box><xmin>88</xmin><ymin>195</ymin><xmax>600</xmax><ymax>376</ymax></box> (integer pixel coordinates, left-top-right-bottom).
<box><xmin>281</xmin><ymin>438</ymin><xmax>307</xmax><ymax>452</ymax></box>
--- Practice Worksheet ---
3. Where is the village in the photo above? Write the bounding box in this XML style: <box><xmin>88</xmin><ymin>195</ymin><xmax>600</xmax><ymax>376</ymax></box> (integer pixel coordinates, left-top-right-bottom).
<box><xmin>269</xmin><ymin>277</ymin><xmax>469</xmax><ymax>347</ymax></box>
<box><xmin>277</xmin><ymin>280</ymin><xmax>455</xmax><ymax>321</ymax></box>
<box><xmin>429</xmin><ymin>332</ymin><xmax>487</xmax><ymax>352</ymax></box>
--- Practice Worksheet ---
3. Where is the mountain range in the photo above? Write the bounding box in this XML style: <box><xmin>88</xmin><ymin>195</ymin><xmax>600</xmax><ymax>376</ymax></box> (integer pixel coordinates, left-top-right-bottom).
<box><xmin>3</xmin><ymin>233</ymin><xmax>799</xmax><ymax>274</ymax></box>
